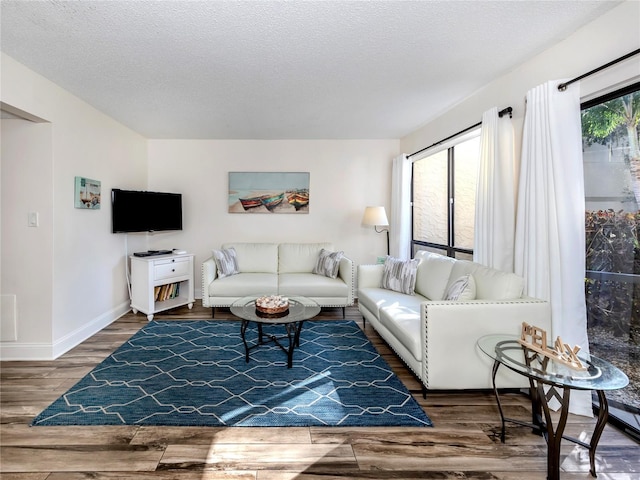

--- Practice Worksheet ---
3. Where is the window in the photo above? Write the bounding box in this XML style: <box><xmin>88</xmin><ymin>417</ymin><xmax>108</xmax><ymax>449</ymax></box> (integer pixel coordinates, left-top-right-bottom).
<box><xmin>582</xmin><ymin>82</ymin><xmax>640</xmax><ymax>439</ymax></box>
<box><xmin>411</xmin><ymin>130</ymin><xmax>480</xmax><ymax>260</ymax></box>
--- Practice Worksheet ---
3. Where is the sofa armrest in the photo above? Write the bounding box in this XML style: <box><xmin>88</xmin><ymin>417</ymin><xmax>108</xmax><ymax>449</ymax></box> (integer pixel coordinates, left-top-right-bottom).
<box><xmin>337</xmin><ymin>256</ymin><xmax>355</xmax><ymax>304</ymax></box>
<box><xmin>420</xmin><ymin>298</ymin><xmax>551</xmax><ymax>389</ymax></box>
<box><xmin>357</xmin><ymin>264</ymin><xmax>384</xmax><ymax>289</ymax></box>
<box><xmin>201</xmin><ymin>257</ymin><xmax>218</xmax><ymax>307</ymax></box>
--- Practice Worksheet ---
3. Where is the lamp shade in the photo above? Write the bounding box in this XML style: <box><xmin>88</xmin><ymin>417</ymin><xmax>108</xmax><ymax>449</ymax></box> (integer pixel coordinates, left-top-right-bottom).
<box><xmin>362</xmin><ymin>206</ymin><xmax>389</xmax><ymax>226</ymax></box>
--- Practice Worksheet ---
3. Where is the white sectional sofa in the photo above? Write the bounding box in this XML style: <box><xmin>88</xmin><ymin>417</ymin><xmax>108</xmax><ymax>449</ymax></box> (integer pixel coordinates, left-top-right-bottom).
<box><xmin>202</xmin><ymin>242</ymin><xmax>354</xmax><ymax>316</ymax></box>
<box><xmin>358</xmin><ymin>250</ymin><xmax>551</xmax><ymax>393</ymax></box>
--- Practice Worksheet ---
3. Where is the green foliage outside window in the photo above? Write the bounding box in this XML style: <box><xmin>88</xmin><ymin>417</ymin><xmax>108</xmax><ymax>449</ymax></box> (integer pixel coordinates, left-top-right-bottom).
<box><xmin>583</xmin><ymin>85</ymin><xmax>640</xmax><ymax>425</ymax></box>
<box><xmin>583</xmin><ymin>90</ymin><xmax>640</xmax><ymax>341</ymax></box>
<box><xmin>585</xmin><ymin>209</ymin><xmax>640</xmax><ymax>341</ymax></box>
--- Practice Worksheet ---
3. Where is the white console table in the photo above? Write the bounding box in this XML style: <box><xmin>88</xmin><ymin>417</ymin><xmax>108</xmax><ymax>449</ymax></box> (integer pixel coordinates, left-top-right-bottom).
<box><xmin>129</xmin><ymin>253</ymin><xmax>195</xmax><ymax>321</ymax></box>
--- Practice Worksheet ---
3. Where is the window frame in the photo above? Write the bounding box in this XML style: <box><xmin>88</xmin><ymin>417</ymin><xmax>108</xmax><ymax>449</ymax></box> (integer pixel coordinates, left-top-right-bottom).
<box><xmin>410</xmin><ymin>128</ymin><xmax>480</xmax><ymax>258</ymax></box>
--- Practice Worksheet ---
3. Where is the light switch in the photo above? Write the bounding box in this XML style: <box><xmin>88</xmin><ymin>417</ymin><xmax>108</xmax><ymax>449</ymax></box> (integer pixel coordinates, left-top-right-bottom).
<box><xmin>28</xmin><ymin>212</ymin><xmax>39</xmax><ymax>227</ymax></box>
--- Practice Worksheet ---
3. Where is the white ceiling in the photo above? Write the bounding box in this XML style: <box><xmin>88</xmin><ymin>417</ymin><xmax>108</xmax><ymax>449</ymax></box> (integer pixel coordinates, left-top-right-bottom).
<box><xmin>0</xmin><ymin>0</ymin><xmax>621</xmax><ymax>139</ymax></box>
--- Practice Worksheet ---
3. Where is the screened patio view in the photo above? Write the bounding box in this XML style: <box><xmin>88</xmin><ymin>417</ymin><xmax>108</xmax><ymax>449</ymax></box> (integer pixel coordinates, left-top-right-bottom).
<box><xmin>583</xmin><ymin>85</ymin><xmax>640</xmax><ymax>438</ymax></box>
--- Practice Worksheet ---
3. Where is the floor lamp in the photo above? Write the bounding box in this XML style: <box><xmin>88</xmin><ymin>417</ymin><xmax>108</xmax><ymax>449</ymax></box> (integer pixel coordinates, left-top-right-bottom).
<box><xmin>362</xmin><ymin>206</ymin><xmax>390</xmax><ymax>256</ymax></box>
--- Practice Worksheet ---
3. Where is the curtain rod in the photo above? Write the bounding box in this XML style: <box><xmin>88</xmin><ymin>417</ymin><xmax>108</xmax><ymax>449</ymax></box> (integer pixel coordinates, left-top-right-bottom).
<box><xmin>407</xmin><ymin>106</ymin><xmax>512</xmax><ymax>159</ymax></box>
<box><xmin>558</xmin><ymin>48</ymin><xmax>640</xmax><ymax>91</ymax></box>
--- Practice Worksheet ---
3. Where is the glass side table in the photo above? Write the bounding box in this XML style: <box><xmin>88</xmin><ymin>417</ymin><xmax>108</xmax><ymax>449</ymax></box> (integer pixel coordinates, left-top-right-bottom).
<box><xmin>477</xmin><ymin>334</ymin><xmax>629</xmax><ymax>480</ymax></box>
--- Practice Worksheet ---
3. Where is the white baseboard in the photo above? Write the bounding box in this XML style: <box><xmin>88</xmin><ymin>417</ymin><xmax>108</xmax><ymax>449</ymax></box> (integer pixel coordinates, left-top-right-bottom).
<box><xmin>0</xmin><ymin>341</ymin><xmax>55</xmax><ymax>360</ymax></box>
<box><xmin>0</xmin><ymin>301</ymin><xmax>131</xmax><ymax>361</ymax></box>
<box><xmin>51</xmin><ymin>301</ymin><xmax>131</xmax><ymax>359</ymax></box>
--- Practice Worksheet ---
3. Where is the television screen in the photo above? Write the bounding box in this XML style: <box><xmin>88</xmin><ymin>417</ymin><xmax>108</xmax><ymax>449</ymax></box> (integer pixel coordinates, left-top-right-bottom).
<box><xmin>111</xmin><ymin>189</ymin><xmax>182</xmax><ymax>233</ymax></box>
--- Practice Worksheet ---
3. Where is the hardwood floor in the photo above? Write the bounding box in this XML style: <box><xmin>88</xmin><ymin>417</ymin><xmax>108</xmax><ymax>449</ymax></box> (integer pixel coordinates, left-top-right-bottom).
<box><xmin>2</xmin><ymin>302</ymin><xmax>639</xmax><ymax>479</ymax></box>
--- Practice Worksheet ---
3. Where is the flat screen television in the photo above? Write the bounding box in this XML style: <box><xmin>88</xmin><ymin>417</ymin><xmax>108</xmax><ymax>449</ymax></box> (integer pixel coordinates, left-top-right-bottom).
<box><xmin>111</xmin><ymin>189</ymin><xmax>182</xmax><ymax>233</ymax></box>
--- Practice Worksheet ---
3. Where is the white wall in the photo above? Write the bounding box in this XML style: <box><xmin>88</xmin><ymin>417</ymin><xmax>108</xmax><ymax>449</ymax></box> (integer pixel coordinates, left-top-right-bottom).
<box><xmin>147</xmin><ymin>139</ymin><xmax>399</xmax><ymax>296</ymax></box>
<box><xmin>1</xmin><ymin>120</ymin><xmax>54</xmax><ymax>348</ymax></box>
<box><xmin>0</xmin><ymin>53</ymin><xmax>148</xmax><ymax>360</ymax></box>
<box><xmin>401</xmin><ymin>1</ymin><xmax>640</xmax><ymax>161</ymax></box>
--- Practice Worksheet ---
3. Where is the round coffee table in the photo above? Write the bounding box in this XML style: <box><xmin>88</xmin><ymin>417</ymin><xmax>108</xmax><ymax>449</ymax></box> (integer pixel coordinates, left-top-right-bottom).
<box><xmin>230</xmin><ymin>295</ymin><xmax>321</xmax><ymax>368</ymax></box>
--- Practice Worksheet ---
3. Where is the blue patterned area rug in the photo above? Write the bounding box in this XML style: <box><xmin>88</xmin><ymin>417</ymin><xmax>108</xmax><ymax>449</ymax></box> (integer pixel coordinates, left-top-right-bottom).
<box><xmin>32</xmin><ymin>320</ymin><xmax>432</xmax><ymax>427</ymax></box>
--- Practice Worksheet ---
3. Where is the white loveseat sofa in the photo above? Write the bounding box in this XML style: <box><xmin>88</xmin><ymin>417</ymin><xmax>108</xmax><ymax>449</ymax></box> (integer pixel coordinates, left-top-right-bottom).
<box><xmin>202</xmin><ymin>242</ymin><xmax>354</xmax><ymax>317</ymax></box>
<box><xmin>358</xmin><ymin>251</ymin><xmax>551</xmax><ymax>393</ymax></box>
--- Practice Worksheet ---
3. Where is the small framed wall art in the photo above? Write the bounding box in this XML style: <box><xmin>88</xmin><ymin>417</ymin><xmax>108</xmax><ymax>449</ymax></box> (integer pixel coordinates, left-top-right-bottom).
<box><xmin>228</xmin><ymin>172</ymin><xmax>310</xmax><ymax>214</ymax></box>
<box><xmin>74</xmin><ymin>176</ymin><xmax>101</xmax><ymax>209</ymax></box>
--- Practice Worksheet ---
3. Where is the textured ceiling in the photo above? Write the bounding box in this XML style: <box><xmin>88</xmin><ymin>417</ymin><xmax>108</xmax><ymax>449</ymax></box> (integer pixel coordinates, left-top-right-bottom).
<box><xmin>0</xmin><ymin>0</ymin><xmax>620</xmax><ymax>139</ymax></box>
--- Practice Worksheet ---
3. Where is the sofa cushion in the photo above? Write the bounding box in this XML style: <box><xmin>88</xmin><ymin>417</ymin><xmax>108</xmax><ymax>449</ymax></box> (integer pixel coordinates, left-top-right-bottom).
<box><xmin>357</xmin><ymin>287</ymin><xmax>385</xmax><ymax>316</ymax></box>
<box><xmin>279</xmin><ymin>273</ymin><xmax>348</xmax><ymax>298</ymax></box>
<box><xmin>312</xmin><ymin>248</ymin><xmax>344</xmax><ymax>278</ymax></box>
<box><xmin>212</xmin><ymin>247</ymin><xmax>239</xmax><ymax>278</ymax></box>
<box><xmin>222</xmin><ymin>243</ymin><xmax>278</xmax><ymax>273</ymax></box>
<box><xmin>358</xmin><ymin>286</ymin><xmax>428</xmax><ymax>319</ymax></box>
<box><xmin>447</xmin><ymin>260</ymin><xmax>524</xmax><ymax>300</ymax></box>
<box><xmin>208</xmin><ymin>272</ymin><xmax>278</xmax><ymax>297</ymax></box>
<box><xmin>414</xmin><ymin>251</ymin><xmax>456</xmax><ymax>300</ymax></box>
<box><xmin>379</xmin><ymin>301</ymin><xmax>423</xmax><ymax>362</ymax></box>
<box><xmin>381</xmin><ymin>257</ymin><xmax>420</xmax><ymax>295</ymax></box>
<box><xmin>443</xmin><ymin>274</ymin><xmax>476</xmax><ymax>301</ymax></box>
<box><xmin>279</xmin><ymin>243</ymin><xmax>333</xmax><ymax>273</ymax></box>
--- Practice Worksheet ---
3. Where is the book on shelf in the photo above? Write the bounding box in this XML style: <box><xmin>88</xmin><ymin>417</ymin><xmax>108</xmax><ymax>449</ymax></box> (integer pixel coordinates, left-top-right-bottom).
<box><xmin>156</xmin><ymin>282</ymin><xmax>182</xmax><ymax>302</ymax></box>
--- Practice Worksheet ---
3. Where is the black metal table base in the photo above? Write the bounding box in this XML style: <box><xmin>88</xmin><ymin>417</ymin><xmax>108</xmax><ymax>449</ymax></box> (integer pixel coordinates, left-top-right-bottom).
<box><xmin>491</xmin><ymin>359</ymin><xmax>609</xmax><ymax>480</ymax></box>
<box><xmin>240</xmin><ymin>319</ymin><xmax>304</xmax><ymax>368</ymax></box>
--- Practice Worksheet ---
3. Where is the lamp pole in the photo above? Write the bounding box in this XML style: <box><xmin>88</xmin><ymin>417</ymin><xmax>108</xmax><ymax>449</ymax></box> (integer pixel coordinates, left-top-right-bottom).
<box><xmin>375</xmin><ymin>225</ymin><xmax>390</xmax><ymax>256</ymax></box>
<box><xmin>386</xmin><ymin>229</ymin><xmax>389</xmax><ymax>256</ymax></box>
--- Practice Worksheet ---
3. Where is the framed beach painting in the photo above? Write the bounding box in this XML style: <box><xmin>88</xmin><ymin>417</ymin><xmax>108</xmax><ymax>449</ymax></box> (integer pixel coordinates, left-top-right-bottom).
<box><xmin>228</xmin><ymin>172</ymin><xmax>310</xmax><ymax>214</ymax></box>
<box><xmin>74</xmin><ymin>176</ymin><xmax>101</xmax><ymax>209</ymax></box>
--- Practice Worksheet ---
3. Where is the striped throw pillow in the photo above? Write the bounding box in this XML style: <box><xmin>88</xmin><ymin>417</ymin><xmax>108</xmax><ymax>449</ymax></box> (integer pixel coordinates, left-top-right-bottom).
<box><xmin>444</xmin><ymin>274</ymin><xmax>476</xmax><ymax>301</ymax></box>
<box><xmin>212</xmin><ymin>247</ymin><xmax>239</xmax><ymax>278</ymax></box>
<box><xmin>312</xmin><ymin>248</ymin><xmax>344</xmax><ymax>278</ymax></box>
<box><xmin>381</xmin><ymin>257</ymin><xmax>420</xmax><ymax>295</ymax></box>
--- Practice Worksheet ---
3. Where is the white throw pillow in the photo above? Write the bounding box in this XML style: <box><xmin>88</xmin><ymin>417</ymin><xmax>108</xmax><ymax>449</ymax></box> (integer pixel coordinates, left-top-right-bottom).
<box><xmin>312</xmin><ymin>248</ymin><xmax>344</xmax><ymax>279</ymax></box>
<box><xmin>212</xmin><ymin>247</ymin><xmax>239</xmax><ymax>278</ymax></box>
<box><xmin>381</xmin><ymin>257</ymin><xmax>420</xmax><ymax>295</ymax></box>
<box><xmin>443</xmin><ymin>274</ymin><xmax>476</xmax><ymax>301</ymax></box>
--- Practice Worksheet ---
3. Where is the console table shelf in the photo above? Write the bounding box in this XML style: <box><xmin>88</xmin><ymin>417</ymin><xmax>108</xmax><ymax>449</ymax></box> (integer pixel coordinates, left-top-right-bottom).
<box><xmin>129</xmin><ymin>253</ymin><xmax>195</xmax><ymax>321</ymax></box>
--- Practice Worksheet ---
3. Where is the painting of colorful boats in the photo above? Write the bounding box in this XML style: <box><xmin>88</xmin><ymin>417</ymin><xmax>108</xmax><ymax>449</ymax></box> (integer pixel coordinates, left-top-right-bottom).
<box><xmin>286</xmin><ymin>189</ymin><xmax>309</xmax><ymax>210</ymax></box>
<box><xmin>229</xmin><ymin>172</ymin><xmax>309</xmax><ymax>214</ymax></box>
<box><xmin>239</xmin><ymin>192</ymin><xmax>285</xmax><ymax>211</ymax></box>
<box><xmin>238</xmin><ymin>196</ymin><xmax>263</xmax><ymax>210</ymax></box>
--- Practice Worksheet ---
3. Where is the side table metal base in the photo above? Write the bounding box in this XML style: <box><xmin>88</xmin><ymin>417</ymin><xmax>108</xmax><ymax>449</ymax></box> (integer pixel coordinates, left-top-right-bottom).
<box><xmin>491</xmin><ymin>358</ymin><xmax>609</xmax><ymax>480</ymax></box>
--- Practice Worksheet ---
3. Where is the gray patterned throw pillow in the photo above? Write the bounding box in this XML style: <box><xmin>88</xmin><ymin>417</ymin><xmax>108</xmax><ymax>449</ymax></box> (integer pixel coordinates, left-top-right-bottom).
<box><xmin>312</xmin><ymin>248</ymin><xmax>344</xmax><ymax>279</ymax></box>
<box><xmin>381</xmin><ymin>256</ymin><xmax>420</xmax><ymax>295</ymax></box>
<box><xmin>443</xmin><ymin>274</ymin><xmax>476</xmax><ymax>301</ymax></box>
<box><xmin>212</xmin><ymin>247</ymin><xmax>239</xmax><ymax>278</ymax></box>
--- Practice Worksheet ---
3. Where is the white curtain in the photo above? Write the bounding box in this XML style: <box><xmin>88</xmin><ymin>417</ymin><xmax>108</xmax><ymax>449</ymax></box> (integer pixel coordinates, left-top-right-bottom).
<box><xmin>473</xmin><ymin>107</ymin><xmax>516</xmax><ymax>272</ymax></box>
<box><xmin>514</xmin><ymin>80</ymin><xmax>591</xmax><ymax>416</ymax></box>
<box><xmin>390</xmin><ymin>154</ymin><xmax>411</xmax><ymax>259</ymax></box>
